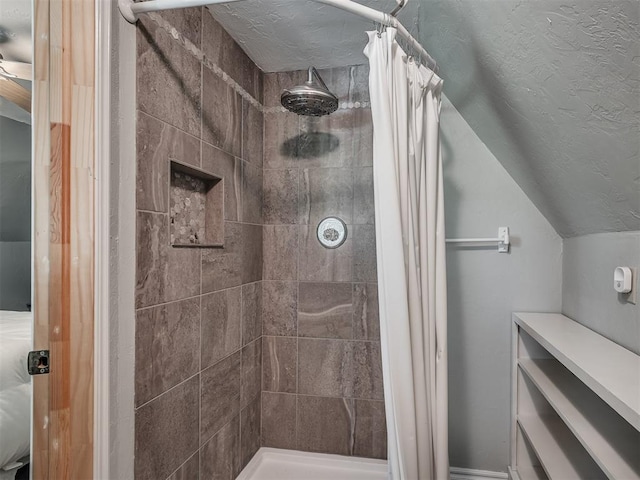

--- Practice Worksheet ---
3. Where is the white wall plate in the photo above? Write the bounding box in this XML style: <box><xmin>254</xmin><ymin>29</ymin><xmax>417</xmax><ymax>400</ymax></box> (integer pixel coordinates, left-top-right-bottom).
<box><xmin>317</xmin><ymin>217</ymin><xmax>347</xmax><ymax>249</ymax></box>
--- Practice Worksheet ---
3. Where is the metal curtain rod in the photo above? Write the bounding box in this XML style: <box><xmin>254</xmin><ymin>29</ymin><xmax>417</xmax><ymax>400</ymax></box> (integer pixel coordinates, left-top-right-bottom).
<box><xmin>446</xmin><ymin>227</ymin><xmax>511</xmax><ymax>253</ymax></box>
<box><xmin>118</xmin><ymin>0</ymin><xmax>438</xmax><ymax>71</ymax></box>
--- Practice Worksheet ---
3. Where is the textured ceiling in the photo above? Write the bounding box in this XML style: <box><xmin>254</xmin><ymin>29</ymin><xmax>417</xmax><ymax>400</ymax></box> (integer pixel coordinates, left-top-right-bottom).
<box><xmin>419</xmin><ymin>0</ymin><xmax>639</xmax><ymax>237</ymax></box>
<box><xmin>0</xmin><ymin>0</ymin><xmax>31</xmax><ymax>124</ymax></box>
<box><xmin>0</xmin><ymin>0</ymin><xmax>31</xmax><ymax>63</ymax></box>
<box><xmin>209</xmin><ymin>0</ymin><xmax>420</xmax><ymax>71</ymax></box>
<box><xmin>211</xmin><ymin>0</ymin><xmax>639</xmax><ymax>237</ymax></box>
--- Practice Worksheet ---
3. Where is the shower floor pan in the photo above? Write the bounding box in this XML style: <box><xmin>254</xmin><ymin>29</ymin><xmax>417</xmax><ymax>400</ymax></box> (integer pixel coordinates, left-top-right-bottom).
<box><xmin>236</xmin><ymin>448</ymin><xmax>388</xmax><ymax>480</ymax></box>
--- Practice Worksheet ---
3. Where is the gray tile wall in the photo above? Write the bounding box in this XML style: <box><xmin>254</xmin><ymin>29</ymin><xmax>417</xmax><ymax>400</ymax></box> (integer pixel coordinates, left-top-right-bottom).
<box><xmin>261</xmin><ymin>65</ymin><xmax>387</xmax><ymax>460</ymax></box>
<box><xmin>135</xmin><ymin>8</ymin><xmax>263</xmax><ymax>480</ymax></box>
<box><xmin>136</xmin><ymin>10</ymin><xmax>385</xmax><ymax>476</ymax></box>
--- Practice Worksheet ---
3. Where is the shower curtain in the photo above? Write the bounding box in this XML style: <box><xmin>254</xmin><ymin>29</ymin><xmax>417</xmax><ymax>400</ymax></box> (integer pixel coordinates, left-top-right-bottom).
<box><xmin>364</xmin><ymin>29</ymin><xmax>449</xmax><ymax>480</ymax></box>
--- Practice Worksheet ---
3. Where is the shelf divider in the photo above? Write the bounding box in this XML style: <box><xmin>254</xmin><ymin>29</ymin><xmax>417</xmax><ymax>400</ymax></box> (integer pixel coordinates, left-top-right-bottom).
<box><xmin>513</xmin><ymin>313</ymin><xmax>640</xmax><ymax>430</ymax></box>
<box><xmin>517</xmin><ymin>415</ymin><xmax>607</xmax><ymax>480</ymax></box>
<box><xmin>519</xmin><ymin>359</ymin><xmax>640</xmax><ymax>479</ymax></box>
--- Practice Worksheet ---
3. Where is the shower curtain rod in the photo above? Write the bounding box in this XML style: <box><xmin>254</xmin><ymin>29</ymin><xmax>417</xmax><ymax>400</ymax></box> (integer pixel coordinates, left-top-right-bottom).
<box><xmin>118</xmin><ymin>0</ymin><xmax>438</xmax><ymax>71</ymax></box>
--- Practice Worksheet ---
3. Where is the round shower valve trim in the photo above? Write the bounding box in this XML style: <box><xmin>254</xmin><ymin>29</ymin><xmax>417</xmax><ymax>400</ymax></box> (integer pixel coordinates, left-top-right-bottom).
<box><xmin>317</xmin><ymin>217</ymin><xmax>348</xmax><ymax>249</ymax></box>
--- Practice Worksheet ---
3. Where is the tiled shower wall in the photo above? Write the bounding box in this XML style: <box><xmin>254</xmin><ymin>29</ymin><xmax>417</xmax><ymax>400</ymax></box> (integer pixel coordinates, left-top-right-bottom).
<box><xmin>135</xmin><ymin>8</ymin><xmax>386</xmax><ymax>477</ymax></box>
<box><xmin>135</xmin><ymin>8</ymin><xmax>264</xmax><ymax>480</ymax></box>
<box><xmin>260</xmin><ymin>67</ymin><xmax>387</xmax><ymax>459</ymax></box>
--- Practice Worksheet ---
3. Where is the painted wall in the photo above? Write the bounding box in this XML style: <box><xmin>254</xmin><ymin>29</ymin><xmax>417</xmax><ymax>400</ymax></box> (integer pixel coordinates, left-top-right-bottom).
<box><xmin>441</xmin><ymin>96</ymin><xmax>563</xmax><ymax>472</ymax></box>
<box><xmin>0</xmin><ymin>116</ymin><xmax>31</xmax><ymax>311</ymax></box>
<box><xmin>260</xmin><ymin>65</ymin><xmax>386</xmax><ymax>458</ymax></box>
<box><xmin>562</xmin><ymin>231</ymin><xmax>640</xmax><ymax>355</ymax></box>
<box><xmin>109</xmin><ymin>3</ymin><xmax>137</xmax><ymax>477</ymax></box>
<box><xmin>134</xmin><ymin>9</ymin><xmax>263</xmax><ymax>480</ymax></box>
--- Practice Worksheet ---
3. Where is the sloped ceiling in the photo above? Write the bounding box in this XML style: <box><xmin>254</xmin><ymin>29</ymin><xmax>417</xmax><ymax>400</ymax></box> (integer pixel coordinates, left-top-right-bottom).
<box><xmin>418</xmin><ymin>0</ymin><xmax>639</xmax><ymax>237</ymax></box>
<box><xmin>210</xmin><ymin>0</ymin><xmax>639</xmax><ymax>237</ymax></box>
<box><xmin>0</xmin><ymin>0</ymin><xmax>32</xmax><ymax>125</ymax></box>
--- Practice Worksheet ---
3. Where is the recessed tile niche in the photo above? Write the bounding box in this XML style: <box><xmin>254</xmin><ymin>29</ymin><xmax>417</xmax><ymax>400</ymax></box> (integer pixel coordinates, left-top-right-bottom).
<box><xmin>170</xmin><ymin>161</ymin><xmax>224</xmax><ymax>248</ymax></box>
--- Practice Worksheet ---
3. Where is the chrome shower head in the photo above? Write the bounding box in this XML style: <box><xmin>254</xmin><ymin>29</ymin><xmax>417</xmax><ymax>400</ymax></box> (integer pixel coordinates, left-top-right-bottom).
<box><xmin>281</xmin><ymin>66</ymin><xmax>339</xmax><ymax>116</ymax></box>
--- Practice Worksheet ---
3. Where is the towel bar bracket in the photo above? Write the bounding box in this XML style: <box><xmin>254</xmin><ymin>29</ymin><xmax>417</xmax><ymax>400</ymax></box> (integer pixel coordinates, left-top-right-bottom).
<box><xmin>445</xmin><ymin>227</ymin><xmax>511</xmax><ymax>253</ymax></box>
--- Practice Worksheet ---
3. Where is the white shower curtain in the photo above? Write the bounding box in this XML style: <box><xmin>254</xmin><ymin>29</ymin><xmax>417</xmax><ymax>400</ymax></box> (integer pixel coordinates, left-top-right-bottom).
<box><xmin>364</xmin><ymin>29</ymin><xmax>449</xmax><ymax>480</ymax></box>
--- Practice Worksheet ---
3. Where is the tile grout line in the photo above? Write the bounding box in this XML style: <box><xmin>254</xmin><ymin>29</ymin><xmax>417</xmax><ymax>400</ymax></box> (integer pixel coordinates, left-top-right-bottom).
<box><xmin>295</xmin><ymin>137</ymin><xmax>301</xmax><ymax>449</ymax></box>
<box><xmin>198</xmin><ymin>408</ymin><xmax>242</xmax><ymax>457</ymax></box>
<box><xmin>261</xmin><ymin>279</ymin><xmax>378</xmax><ymax>285</ymax></box>
<box><xmin>200</xmin><ymin>342</ymin><xmax>243</xmax><ymax>380</ymax></box>
<box><xmin>240</xmin><ymin>105</ymin><xmax>245</xmax><ymax>224</ymax></box>
<box><xmin>138</xmin><ymin>109</ymin><xmax>202</xmax><ymax>145</ymax></box>
<box><xmin>263</xmin><ymin>391</ymin><xmax>385</xmax><ymax>403</ymax></box>
<box><xmin>164</xmin><ymin>448</ymin><xmax>199</xmax><ymax>480</ymax></box>
<box><xmin>198</xmin><ymin>78</ymin><xmax>204</xmax><ymax>459</ymax></box>
<box><xmin>199</xmin><ymin>9</ymin><xmax>204</xmax><ymax>165</ymax></box>
<box><xmin>198</xmin><ymin>288</ymin><xmax>203</xmax><ymax>456</ymax></box>
<box><xmin>239</xmin><ymin>284</ymin><xmax>244</xmax><ymax>468</ymax></box>
<box><xmin>259</xmin><ymin>279</ymin><xmax>264</xmax><ymax>448</ymax></box>
<box><xmin>262</xmin><ymin>334</ymin><xmax>381</xmax><ymax>344</ymax></box>
<box><xmin>135</xmin><ymin>370</ymin><xmax>200</xmax><ymax>411</ymax></box>
<box><xmin>351</xmin><ymin>282</ymin><xmax>356</xmax><ymax>341</ymax></box>
<box><xmin>136</xmin><ymin>285</ymin><xmax>244</xmax><ymax>313</ymax></box>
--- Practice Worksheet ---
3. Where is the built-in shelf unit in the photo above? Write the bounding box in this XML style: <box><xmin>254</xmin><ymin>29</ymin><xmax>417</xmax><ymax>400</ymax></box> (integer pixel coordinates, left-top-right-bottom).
<box><xmin>510</xmin><ymin>313</ymin><xmax>640</xmax><ymax>480</ymax></box>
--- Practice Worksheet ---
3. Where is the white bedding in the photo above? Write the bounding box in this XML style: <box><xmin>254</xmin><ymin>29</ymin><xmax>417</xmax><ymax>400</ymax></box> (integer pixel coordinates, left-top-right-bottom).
<box><xmin>0</xmin><ymin>311</ymin><xmax>32</xmax><ymax>471</ymax></box>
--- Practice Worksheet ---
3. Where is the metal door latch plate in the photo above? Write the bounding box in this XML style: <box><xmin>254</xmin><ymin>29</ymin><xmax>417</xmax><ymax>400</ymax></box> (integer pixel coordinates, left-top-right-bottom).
<box><xmin>28</xmin><ymin>350</ymin><xmax>50</xmax><ymax>375</ymax></box>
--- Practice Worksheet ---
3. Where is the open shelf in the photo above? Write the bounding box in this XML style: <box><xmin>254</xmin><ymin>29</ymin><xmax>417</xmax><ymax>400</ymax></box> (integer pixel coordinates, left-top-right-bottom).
<box><xmin>514</xmin><ymin>313</ymin><xmax>640</xmax><ymax>430</ymax></box>
<box><xmin>519</xmin><ymin>359</ymin><xmax>640</xmax><ymax>479</ymax></box>
<box><xmin>518</xmin><ymin>415</ymin><xmax>606</xmax><ymax>480</ymax></box>
<box><xmin>511</xmin><ymin>313</ymin><xmax>640</xmax><ymax>480</ymax></box>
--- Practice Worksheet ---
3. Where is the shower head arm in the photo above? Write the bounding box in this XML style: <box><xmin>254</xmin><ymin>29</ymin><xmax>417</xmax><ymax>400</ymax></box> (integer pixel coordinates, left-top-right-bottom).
<box><xmin>308</xmin><ymin>66</ymin><xmax>330</xmax><ymax>91</ymax></box>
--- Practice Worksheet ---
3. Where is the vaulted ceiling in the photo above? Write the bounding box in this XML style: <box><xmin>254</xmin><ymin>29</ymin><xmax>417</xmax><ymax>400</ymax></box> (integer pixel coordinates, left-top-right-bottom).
<box><xmin>419</xmin><ymin>0</ymin><xmax>639</xmax><ymax>237</ymax></box>
<box><xmin>211</xmin><ymin>0</ymin><xmax>640</xmax><ymax>237</ymax></box>
<box><xmin>0</xmin><ymin>0</ymin><xmax>32</xmax><ymax>125</ymax></box>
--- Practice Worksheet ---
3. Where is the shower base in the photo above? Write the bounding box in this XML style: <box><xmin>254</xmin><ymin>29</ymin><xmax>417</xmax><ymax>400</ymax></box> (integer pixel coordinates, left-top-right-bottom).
<box><xmin>236</xmin><ymin>448</ymin><xmax>388</xmax><ymax>480</ymax></box>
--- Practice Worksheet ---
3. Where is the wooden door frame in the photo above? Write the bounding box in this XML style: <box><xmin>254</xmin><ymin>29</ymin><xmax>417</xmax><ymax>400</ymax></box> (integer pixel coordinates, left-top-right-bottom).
<box><xmin>32</xmin><ymin>0</ymin><xmax>120</xmax><ymax>477</ymax></box>
<box><xmin>32</xmin><ymin>0</ymin><xmax>97</xmax><ymax>472</ymax></box>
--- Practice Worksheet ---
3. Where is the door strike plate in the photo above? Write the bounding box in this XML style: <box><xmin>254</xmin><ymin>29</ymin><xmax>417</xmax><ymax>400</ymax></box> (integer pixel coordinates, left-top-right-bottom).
<box><xmin>28</xmin><ymin>350</ymin><xmax>50</xmax><ymax>375</ymax></box>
